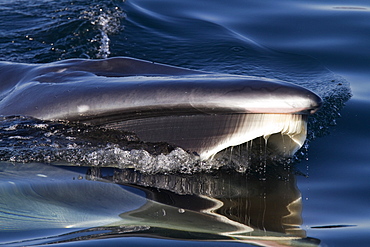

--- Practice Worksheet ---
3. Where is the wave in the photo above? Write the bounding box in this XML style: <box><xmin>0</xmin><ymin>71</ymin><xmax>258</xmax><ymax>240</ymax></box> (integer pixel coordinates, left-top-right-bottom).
<box><xmin>0</xmin><ymin>0</ymin><xmax>125</xmax><ymax>62</ymax></box>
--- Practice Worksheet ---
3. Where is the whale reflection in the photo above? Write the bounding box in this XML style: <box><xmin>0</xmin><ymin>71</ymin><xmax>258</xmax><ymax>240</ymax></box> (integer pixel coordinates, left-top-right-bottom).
<box><xmin>0</xmin><ymin>162</ymin><xmax>319</xmax><ymax>246</ymax></box>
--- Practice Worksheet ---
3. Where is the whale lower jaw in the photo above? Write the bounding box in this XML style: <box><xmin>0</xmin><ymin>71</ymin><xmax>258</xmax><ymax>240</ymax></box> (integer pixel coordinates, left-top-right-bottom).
<box><xmin>83</xmin><ymin>113</ymin><xmax>307</xmax><ymax>160</ymax></box>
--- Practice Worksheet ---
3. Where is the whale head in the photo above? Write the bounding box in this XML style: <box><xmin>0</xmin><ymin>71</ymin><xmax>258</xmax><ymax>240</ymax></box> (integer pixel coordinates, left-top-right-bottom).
<box><xmin>0</xmin><ymin>57</ymin><xmax>322</xmax><ymax>160</ymax></box>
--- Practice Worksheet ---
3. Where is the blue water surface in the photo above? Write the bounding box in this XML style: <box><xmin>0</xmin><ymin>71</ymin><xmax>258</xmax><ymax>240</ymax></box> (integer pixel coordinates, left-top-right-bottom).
<box><xmin>0</xmin><ymin>0</ymin><xmax>369</xmax><ymax>246</ymax></box>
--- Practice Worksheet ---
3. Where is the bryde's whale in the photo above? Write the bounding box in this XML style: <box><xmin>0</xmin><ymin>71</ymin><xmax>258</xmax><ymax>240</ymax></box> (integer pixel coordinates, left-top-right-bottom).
<box><xmin>0</xmin><ymin>57</ymin><xmax>322</xmax><ymax>159</ymax></box>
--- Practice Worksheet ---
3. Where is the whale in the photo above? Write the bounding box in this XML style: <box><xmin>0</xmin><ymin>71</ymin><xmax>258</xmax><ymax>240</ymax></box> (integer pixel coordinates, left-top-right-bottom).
<box><xmin>0</xmin><ymin>57</ymin><xmax>322</xmax><ymax>159</ymax></box>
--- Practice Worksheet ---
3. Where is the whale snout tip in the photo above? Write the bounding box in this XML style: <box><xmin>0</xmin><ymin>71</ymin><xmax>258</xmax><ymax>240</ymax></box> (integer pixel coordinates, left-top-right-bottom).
<box><xmin>307</xmin><ymin>92</ymin><xmax>323</xmax><ymax>114</ymax></box>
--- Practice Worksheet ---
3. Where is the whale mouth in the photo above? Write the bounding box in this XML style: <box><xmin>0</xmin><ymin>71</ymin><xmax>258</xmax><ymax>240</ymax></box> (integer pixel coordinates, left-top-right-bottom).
<box><xmin>82</xmin><ymin>112</ymin><xmax>308</xmax><ymax>160</ymax></box>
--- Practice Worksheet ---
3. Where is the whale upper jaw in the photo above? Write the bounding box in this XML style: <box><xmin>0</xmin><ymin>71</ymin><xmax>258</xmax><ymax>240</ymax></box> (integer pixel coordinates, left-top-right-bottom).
<box><xmin>0</xmin><ymin>57</ymin><xmax>322</xmax><ymax>160</ymax></box>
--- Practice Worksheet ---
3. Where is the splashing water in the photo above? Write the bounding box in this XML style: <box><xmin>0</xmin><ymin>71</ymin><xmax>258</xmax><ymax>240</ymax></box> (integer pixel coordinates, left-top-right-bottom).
<box><xmin>0</xmin><ymin>0</ymin><xmax>126</xmax><ymax>62</ymax></box>
<box><xmin>81</xmin><ymin>5</ymin><xmax>125</xmax><ymax>58</ymax></box>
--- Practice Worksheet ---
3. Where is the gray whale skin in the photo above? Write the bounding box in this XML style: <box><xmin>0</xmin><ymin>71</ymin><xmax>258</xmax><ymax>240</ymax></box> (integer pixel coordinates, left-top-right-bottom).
<box><xmin>0</xmin><ymin>57</ymin><xmax>322</xmax><ymax>159</ymax></box>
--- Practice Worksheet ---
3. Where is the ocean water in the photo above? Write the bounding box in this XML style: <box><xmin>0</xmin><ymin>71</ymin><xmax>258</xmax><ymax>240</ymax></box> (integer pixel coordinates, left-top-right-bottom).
<box><xmin>0</xmin><ymin>0</ymin><xmax>369</xmax><ymax>246</ymax></box>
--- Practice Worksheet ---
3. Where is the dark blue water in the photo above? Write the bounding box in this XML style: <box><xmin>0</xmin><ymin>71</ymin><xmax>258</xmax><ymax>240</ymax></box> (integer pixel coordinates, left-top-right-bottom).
<box><xmin>0</xmin><ymin>0</ymin><xmax>369</xmax><ymax>246</ymax></box>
